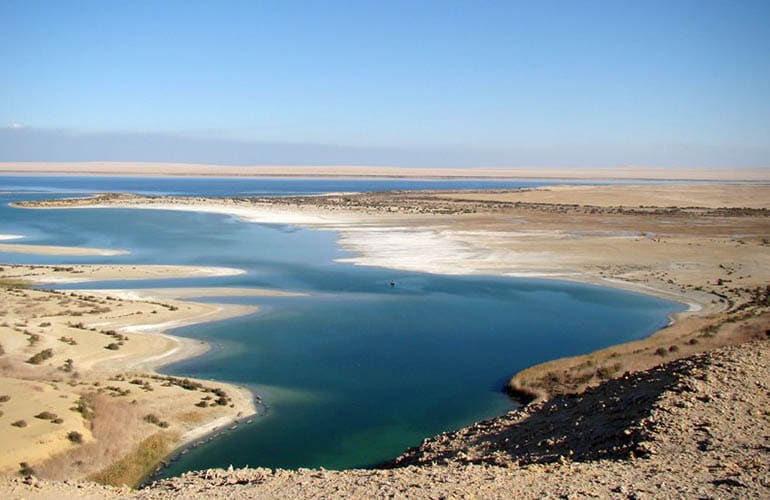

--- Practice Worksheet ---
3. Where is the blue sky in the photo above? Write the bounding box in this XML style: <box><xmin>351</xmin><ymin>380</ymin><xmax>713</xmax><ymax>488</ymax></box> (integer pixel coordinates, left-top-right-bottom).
<box><xmin>1</xmin><ymin>0</ymin><xmax>769</xmax><ymax>167</ymax></box>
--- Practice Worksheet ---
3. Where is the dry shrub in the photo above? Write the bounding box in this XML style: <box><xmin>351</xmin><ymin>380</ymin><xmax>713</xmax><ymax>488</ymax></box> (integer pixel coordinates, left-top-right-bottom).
<box><xmin>34</xmin><ymin>393</ymin><xmax>145</xmax><ymax>482</ymax></box>
<box><xmin>89</xmin><ymin>431</ymin><xmax>177</xmax><ymax>487</ymax></box>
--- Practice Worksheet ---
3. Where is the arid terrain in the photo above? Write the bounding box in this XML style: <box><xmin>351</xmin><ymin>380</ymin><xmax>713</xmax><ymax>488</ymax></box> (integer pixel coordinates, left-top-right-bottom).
<box><xmin>0</xmin><ymin>264</ymin><xmax>283</xmax><ymax>486</ymax></box>
<box><xmin>2</xmin><ymin>181</ymin><xmax>768</xmax><ymax>498</ymax></box>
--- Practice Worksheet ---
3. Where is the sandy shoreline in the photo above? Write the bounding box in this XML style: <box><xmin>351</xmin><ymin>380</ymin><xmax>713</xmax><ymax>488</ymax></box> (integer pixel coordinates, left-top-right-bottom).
<box><xmin>0</xmin><ymin>263</ymin><xmax>290</xmax><ymax>486</ymax></box>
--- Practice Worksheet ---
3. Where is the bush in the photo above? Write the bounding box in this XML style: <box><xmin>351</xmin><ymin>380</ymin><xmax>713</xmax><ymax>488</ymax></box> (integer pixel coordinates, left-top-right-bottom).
<box><xmin>143</xmin><ymin>413</ymin><xmax>170</xmax><ymax>428</ymax></box>
<box><xmin>654</xmin><ymin>347</ymin><xmax>668</xmax><ymax>357</ymax></box>
<box><xmin>0</xmin><ymin>395</ymin><xmax>10</xmax><ymax>403</ymax></box>
<box><xmin>596</xmin><ymin>362</ymin><xmax>623</xmax><ymax>379</ymax></box>
<box><xmin>143</xmin><ymin>413</ymin><xmax>161</xmax><ymax>425</ymax></box>
<box><xmin>11</xmin><ymin>420</ymin><xmax>27</xmax><ymax>428</ymax></box>
<box><xmin>27</xmin><ymin>348</ymin><xmax>53</xmax><ymax>364</ymax></box>
<box><xmin>70</xmin><ymin>398</ymin><xmax>95</xmax><ymax>420</ymax></box>
<box><xmin>104</xmin><ymin>343</ymin><xmax>120</xmax><ymax>350</ymax></box>
<box><xmin>19</xmin><ymin>462</ymin><xmax>35</xmax><ymax>476</ymax></box>
<box><xmin>67</xmin><ymin>431</ymin><xmax>83</xmax><ymax>444</ymax></box>
<box><xmin>34</xmin><ymin>411</ymin><xmax>58</xmax><ymax>420</ymax></box>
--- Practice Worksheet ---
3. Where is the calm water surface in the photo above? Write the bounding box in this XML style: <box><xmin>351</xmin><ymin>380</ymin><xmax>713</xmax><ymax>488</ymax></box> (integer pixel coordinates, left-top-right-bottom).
<box><xmin>0</xmin><ymin>176</ymin><xmax>684</xmax><ymax>475</ymax></box>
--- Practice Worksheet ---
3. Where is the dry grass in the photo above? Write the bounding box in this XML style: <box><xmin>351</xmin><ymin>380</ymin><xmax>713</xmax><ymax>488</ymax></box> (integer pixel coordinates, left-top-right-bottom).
<box><xmin>34</xmin><ymin>394</ymin><xmax>142</xmax><ymax>482</ymax></box>
<box><xmin>0</xmin><ymin>279</ymin><xmax>29</xmax><ymax>289</ymax></box>
<box><xmin>508</xmin><ymin>310</ymin><xmax>770</xmax><ymax>401</ymax></box>
<box><xmin>174</xmin><ymin>410</ymin><xmax>207</xmax><ymax>425</ymax></box>
<box><xmin>88</xmin><ymin>431</ymin><xmax>177</xmax><ymax>487</ymax></box>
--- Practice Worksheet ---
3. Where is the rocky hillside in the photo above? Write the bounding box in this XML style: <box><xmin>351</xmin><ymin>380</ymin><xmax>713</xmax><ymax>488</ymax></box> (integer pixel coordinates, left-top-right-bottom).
<box><xmin>2</xmin><ymin>339</ymin><xmax>768</xmax><ymax>499</ymax></box>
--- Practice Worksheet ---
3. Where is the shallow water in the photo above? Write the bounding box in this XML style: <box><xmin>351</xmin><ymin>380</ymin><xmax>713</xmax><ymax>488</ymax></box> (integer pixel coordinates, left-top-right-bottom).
<box><xmin>0</xmin><ymin>176</ymin><xmax>685</xmax><ymax>475</ymax></box>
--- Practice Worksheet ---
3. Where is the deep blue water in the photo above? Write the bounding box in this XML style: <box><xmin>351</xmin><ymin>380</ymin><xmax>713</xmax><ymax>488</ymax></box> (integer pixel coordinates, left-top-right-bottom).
<box><xmin>0</xmin><ymin>176</ymin><xmax>685</xmax><ymax>475</ymax></box>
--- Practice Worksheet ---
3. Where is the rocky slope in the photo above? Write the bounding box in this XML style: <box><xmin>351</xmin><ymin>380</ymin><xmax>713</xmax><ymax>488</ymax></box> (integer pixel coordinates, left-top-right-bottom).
<box><xmin>2</xmin><ymin>338</ymin><xmax>767</xmax><ymax>499</ymax></box>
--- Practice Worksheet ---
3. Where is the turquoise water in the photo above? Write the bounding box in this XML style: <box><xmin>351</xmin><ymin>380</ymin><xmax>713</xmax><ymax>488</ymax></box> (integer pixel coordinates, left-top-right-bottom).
<box><xmin>0</xmin><ymin>176</ymin><xmax>685</xmax><ymax>475</ymax></box>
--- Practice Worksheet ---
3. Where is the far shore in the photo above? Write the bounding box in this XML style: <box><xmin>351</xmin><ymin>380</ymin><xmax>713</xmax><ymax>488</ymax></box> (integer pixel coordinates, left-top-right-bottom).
<box><xmin>1</xmin><ymin>161</ymin><xmax>770</xmax><ymax>181</ymax></box>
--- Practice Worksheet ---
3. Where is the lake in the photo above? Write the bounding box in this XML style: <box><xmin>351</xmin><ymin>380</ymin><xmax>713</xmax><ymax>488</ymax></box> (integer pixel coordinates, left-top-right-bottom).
<box><xmin>0</xmin><ymin>176</ymin><xmax>684</xmax><ymax>475</ymax></box>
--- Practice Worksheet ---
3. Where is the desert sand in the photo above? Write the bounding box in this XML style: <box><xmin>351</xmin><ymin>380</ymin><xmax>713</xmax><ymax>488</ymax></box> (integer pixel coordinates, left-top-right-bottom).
<box><xmin>2</xmin><ymin>161</ymin><xmax>770</xmax><ymax>181</ymax></box>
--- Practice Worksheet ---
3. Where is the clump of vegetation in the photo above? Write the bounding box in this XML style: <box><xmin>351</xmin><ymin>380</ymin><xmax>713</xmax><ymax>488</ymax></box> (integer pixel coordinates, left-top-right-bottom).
<box><xmin>27</xmin><ymin>348</ymin><xmax>54</xmax><ymax>365</ymax></box>
<box><xmin>103</xmin><ymin>386</ymin><xmax>131</xmax><ymax>397</ymax></box>
<box><xmin>67</xmin><ymin>431</ymin><xmax>84</xmax><ymax>444</ymax></box>
<box><xmin>60</xmin><ymin>358</ymin><xmax>74</xmax><ymax>372</ymax></box>
<box><xmin>0</xmin><ymin>395</ymin><xmax>10</xmax><ymax>403</ymax></box>
<box><xmin>34</xmin><ymin>411</ymin><xmax>59</xmax><ymax>421</ymax></box>
<box><xmin>210</xmin><ymin>388</ymin><xmax>230</xmax><ymax>406</ymax></box>
<box><xmin>11</xmin><ymin>419</ymin><xmax>27</xmax><ymax>428</ymax></box>
<box><xmin>700</xmin><ymin>324</ymin><xmax>719</xmax><ymax>338</ymax></box>
<box><xmin>668</xmin><ymin>345</ymin><xmax>680</xmax><ymax>353</ymax></box>
<box><xmin>89</xmin><ymin>432</ymin><xmax>175</xmax><ymax>487</ymax></box>
<box><xmin>38</xmin><ymin>321</ymin><xmax>52</xmax><ymax>327</ymax></box>
<box><xmin>104</xmin><ymin>343</ymin><xmax>120</xmax><ymax>350</ymax></box>
<box><xmin>654</xmin><ymin>347</ymin><xmax>668</xmax><ymax>357</ymax></box>
<box><xmin>18</xmin><ymin>462</ymin><xmax>35</xmax><ymax>476</ymax></box>
<box><xmin>58</xmin><ymin>336</ymin><xmax>77</xmax><ymax>345</ymax></box>
<box><xmin>70</xmin><ymin>397</ymin><xmax>95</xmax><ymax>420</ymax></box>
<box><xmin>596</xmin><ymin>362</ymin><xmax>623</xmax><ymax>380</ymax></box>
<box><xmin>143</xmin><ymin>413</ymin><xmax>170</xmax><ymax>428</ymax></box>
